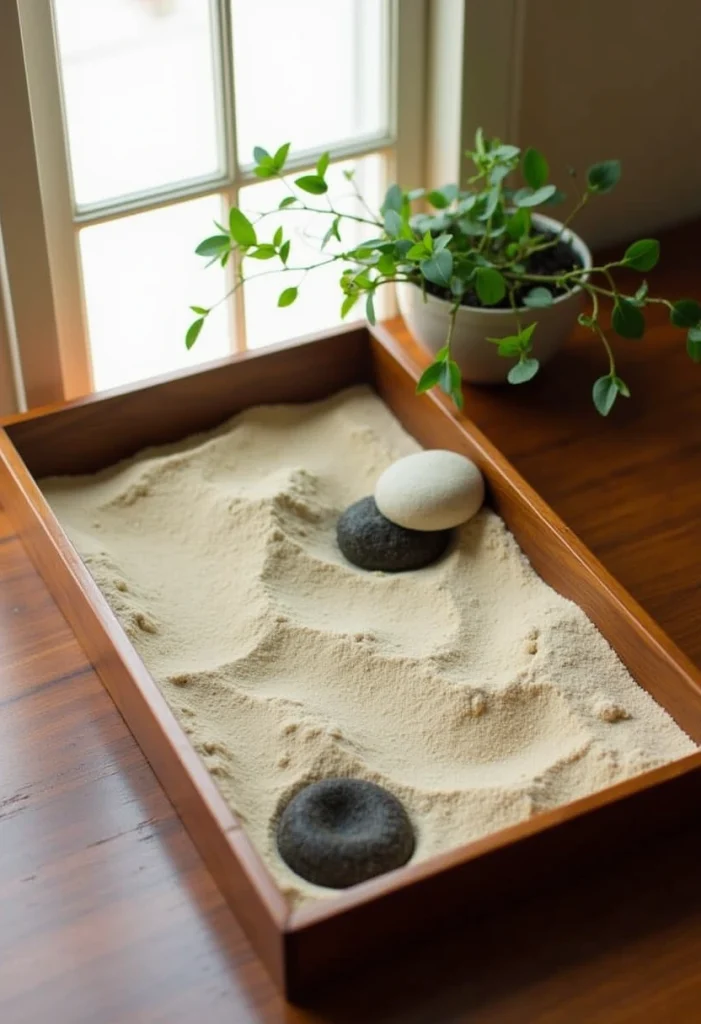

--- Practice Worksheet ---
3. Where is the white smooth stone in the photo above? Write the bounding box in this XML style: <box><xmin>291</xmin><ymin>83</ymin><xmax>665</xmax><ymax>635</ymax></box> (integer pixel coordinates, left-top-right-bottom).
<box><xmin>375</xmin><ymin>450</ymin><xmax>485</xmax><ymax>532</ymax></box>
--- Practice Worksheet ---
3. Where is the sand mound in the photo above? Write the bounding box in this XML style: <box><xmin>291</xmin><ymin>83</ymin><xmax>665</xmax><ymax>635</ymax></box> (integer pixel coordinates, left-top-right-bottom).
<box><xmin>41</xmin><ymin>387</ymin><xmax>696</xmax><ymax>906</ymax></box>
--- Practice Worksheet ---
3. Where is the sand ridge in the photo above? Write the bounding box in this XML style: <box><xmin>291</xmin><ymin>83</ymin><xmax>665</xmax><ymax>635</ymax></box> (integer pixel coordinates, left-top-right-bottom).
<box><xmin>41</xmin><ymin>387</ymin><xmax>696</xmax><ymax>906</ymax></box>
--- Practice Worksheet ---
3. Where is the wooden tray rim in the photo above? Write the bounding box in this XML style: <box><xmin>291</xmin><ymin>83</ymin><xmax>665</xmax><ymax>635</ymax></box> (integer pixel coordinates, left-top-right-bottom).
<box><xmin>3</xmin><ymin>321</ymin><xmax>701</xmax><ymax>978</ymax></box>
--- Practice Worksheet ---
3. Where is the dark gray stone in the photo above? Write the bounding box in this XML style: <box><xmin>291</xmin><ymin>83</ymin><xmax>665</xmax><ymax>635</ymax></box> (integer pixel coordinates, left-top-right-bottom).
<box><xmin>336</xmin><ymin>496</ymin><xmax>452</xmax><ymax>572</ymax></box>
<box><xmin>276</xmin><ymin>778</ymin><xmax>415</xmax><ymax>889</ymax></box>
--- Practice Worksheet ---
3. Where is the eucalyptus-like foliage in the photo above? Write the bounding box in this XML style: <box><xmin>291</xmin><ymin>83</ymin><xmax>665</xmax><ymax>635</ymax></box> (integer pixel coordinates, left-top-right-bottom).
<box><xmin>189</xmin><ymin>131</ymin><xmax>700</xmax><ymax>416</ymax></box>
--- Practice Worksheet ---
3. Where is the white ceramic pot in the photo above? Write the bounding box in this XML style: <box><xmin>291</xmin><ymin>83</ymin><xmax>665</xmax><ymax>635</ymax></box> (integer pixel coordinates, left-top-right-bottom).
<box><xmin>396</xmin><ymin>213</ymin><xmax>592</xmax><ymax>384</ymax></box>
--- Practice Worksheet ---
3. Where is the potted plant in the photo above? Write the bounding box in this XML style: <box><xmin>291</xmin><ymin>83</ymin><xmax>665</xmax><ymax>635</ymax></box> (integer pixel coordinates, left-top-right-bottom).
<box><xmin>188</xmin><ymin>131</ymin><xmax>701</xmax><ymax>416</ymax></box>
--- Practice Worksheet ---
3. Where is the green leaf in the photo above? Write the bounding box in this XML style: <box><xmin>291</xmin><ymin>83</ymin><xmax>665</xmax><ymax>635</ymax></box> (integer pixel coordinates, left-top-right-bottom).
<box><xmin>195</xmin><ymin>234</ymin><xmax>230</xmax><ymax>258</ymax></box>
<box><xmin>253</xmin><ymin>146</ymin><xmax>270</xmax><ymax>163</ymax></box>
<box><xmin>416</xmin><ymin>360</ymin><xmax>443</xmax><ymax>394</ymax></box>
<box><xmin>405</xmin><ymin>243</ymin><xmax>427</xmax><ymax>260</ymax></box>
<box><xmin>523</xmin><ymin>287</ymin><xmax>553</xmax><ymax>309</ymax></box>
<box><xmin>623</xmin><ymin>239</ymin><xmax>660</xmax><ymax>272</ymax></box>
<box><xmin>671</xmin><ymin>299</ymin><xmax>701</xmax><ymax>328</ymax></box>
<box><xmin>592</xmin><ymin>376</ymin><xmax>619</xmax><ymax>415</ymax></box>
<box><xmin>434</xmin><ymin>233</ymin><xmax>452</xmax><ymax>253</ymax></box>
<box><xmin>279</xmin><ymin>196</ymin><xmax>297</xmax><ymax>209</ymax></box>
<box><xmin>427</xmin><ymin>189</ymin><xmax>449</xmax><ymax>209</ymax></box>
<box><xmin>505</xmin><ymin>208</ymin><xmax>531</xmax><ymax>241</ymax></box>
<box><xmin>295</xmin><ymin>175</ymin><xmax>328</xmax><ymax>195</ymax></box>
<box><xmin>513</xmin><ymin>184</ymin><xmax>557</xmax><ymax>208</ymax></box>
<box><xmin>488</xmin><ymin>335</ymin><xmax>523</xmax><ymax>358</ymax></box>
<box><xmin>508</xmin><ymin>358</ymin><xmax>540</xmax><ymax>384</ymax></box>
<box><xmin>543</xmin><ymin>187</ymin><xmax>567</xmax><ymax>205</ymax></box>
<box><xmin>247</xmin><ymin>244</ymin><xmax>277</xmax><ymax>260</ymax></box>
<box><xmin>491</xmin><ymin>144</ymin><xmax>520</xmax><ymax>161</ymax></box>
<box><xmin>273</xmin><ymin>226</ymin><xmax>283</xmax><ymax>247</ymax></box>
<box><xmin>229</xmin><ymin>208</ymin><xmax>257</xmax><ymax>246</ymax></box>
<box><xmin>343</xmin><ymin>168</ymin><xmax>355</xmax><ymax>181</ymax></box>
<box><xmin>475</xmin><ymin>267</ymin><xmax>506</xmax><ymax>306</ymax></box>
<box><xmin>382</xmin><ymin>183</ymin><xmax>404</xmax><ymax>213</ymax></box>
<box><xmin>478</xmin><ymin>186</ymin><xmax>501</xmax><ymax>221</ymax></box>
<box><xmin>279</xmin><ymin>239</ymin><xmax>291</xmax><ymax>264</ymax></box>
<box><xmin>322</xmin><ymin>216</ymin><xmax>341</xmax><ymax>249</ymax></box>
<box><xmin>474</xmin><ymin>127</ymin><xmax>485</xmax><ymax>156</ymax></box>
<box><xmin>377</xmin><ymin>252</ymin><xmax>396</xmax><ymax>276</ymax></box>
<box><xmin>434</xmin><ymin>345</ymin><xmax>449</xmax><ymax>361</ymax></box>
<box><xmin>420</xmin><ymin>250</ymin><xmax>453</xmax><ymax>288</ymax></box>
<box><xmin>612</xmin><ymin>298</ymin><xmax>645</xmax><ymax>339</ymax></box>
<box><xmin>366</xmin><ymin>292</ymin><xmax>376</xmax><ymax>326</ymax></box>
<box><xmin>316</xmin><ymin>151</ymin><xmax>330</xmax><ymax>177</ymax></box>
<box><xmin>254</xmin><ymin>165</ymin><xmax>275</xmax><ymax>179</ymax></box>
<box><xmin>451</xmin><ymin>386</ymin><xmax>464</xmax><ymax>411</ymax></box>
<box><xmin>384</xmin><ymin>208</ymin><xmax>403</xmax><ymax>237</ymax></box>
<box><xmin>687</xmin><ymin>326</ymin><xmax>701</xmax><ymax>363</ymax></box>
<box><xmin>438</xmin><ymin>359</ymin><xmax>462</xmax><ymax>396</ymax></box>
<box><xmin>633</xmin><ymin>281</ymin><xmax>649</xmax><ymax>305</ymax></box>
<box><xmin>614</xmin><ymin>375</ymin><xmax>631</xmax><ymax>398</ymax></box>
<box><xmin>185</xmin><ymin>318</ymin><xmax>204</xmax><ymax>350</ymax></box>
<box><xmin>587</xmin><ymin>160</ymin><xmax>621</xmax><ymax>194</ymax></box>
<box><xmin>517</xmin><ymin>322</ymin><xmax>537</xmax><ymax>352</ymax></box>
<box><xmin>523</xmin><ymin>148</ymin><xmax>549</xmax><ymax>190</ymax></box>
<box><xmin>273</xmin><ymin>142</ymin><xmax>290</xmax><ymax>170</ymax></box>
<box><xmin>341</xmin><ymin>293</ymin><xmax>359</xmax><ymax>319</ymax></box>
<box><xmin>423</xmin><ymin>230</ymin><xmax>434</xmax><ymax>252</ymax></box>
<box><xmin>277</xmin><ymin>287</ymin><xmax>298</xmax><ymax>308</ymax></box>
<box><xmin>489</xmin><ymin>164</ymin><xmax>512</xmax><ymax>186</ymax></box>
<box><xmin>451</xmin><ymin>277</ymin><xmax>466</xmax><ymax>298</ymax></box>
<box><xmin>189</xmin><ymin>305</ymin><xmax>209</xmax><ymax>315</ymax></box>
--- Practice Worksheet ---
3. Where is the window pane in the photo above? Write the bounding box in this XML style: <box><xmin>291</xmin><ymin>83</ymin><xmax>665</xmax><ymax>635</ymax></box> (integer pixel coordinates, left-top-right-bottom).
<box><xmin>232</xmin><ymin>0</ymin><xmax>388</xmax><ymax>163</ymax></box>
<box><xmin>239</xmin><ymin>155</ymin><xmax>386</xmax><ymax>349</ymax></box>
<box><xmin>52</xmin><ymin>0</ymin><xmax>222</xmax><ymax>208</ymax></box>
<box><xmin>80</xmin><ymin>196</ymin><xmax>232</xmax><ymax>391</ymax></box>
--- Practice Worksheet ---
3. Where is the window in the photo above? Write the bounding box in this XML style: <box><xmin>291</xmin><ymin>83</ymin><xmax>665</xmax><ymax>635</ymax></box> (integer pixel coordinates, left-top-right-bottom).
<box><xmin>0</xmin><ymin>0</ymin><xmax>427</xmax><ymax>407</ymax></box>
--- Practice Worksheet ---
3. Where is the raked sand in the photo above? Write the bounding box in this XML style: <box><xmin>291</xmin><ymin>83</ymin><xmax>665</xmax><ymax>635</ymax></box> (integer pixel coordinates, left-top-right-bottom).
<box><xmin>41</xmin><ymin>386</ymin><xmax>696</xmax><ymax>906</ymax></box>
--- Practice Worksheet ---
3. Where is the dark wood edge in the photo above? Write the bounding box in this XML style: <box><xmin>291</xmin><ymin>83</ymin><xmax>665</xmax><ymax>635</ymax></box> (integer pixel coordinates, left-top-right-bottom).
<box><xmin>1</xmin><ymin>320</ymin><xmax>368</xmax><ymax>426</ymax></box>
<box><xmin>3</xmin><ymin>319</ymin><xmax>701</xmax><ymax>999</ymax></box>
<box><xmin>5</xmin><ymin>324</ymin><xmax>370</xmax><ymax>478</ymax></box>
<box><xmin>369</xmin><ymin>323</ymin><xmax>701</xmax><ymax>730</ymax></box>
<box><xmin>288</xmin><ymin>747</ymin><xmax>701</xmax><ymax>931</ymax></box>
<box><xmin>282</xmin><ymin>750</ymin><xmax>701</xmax><ymax>1000</ymax></box>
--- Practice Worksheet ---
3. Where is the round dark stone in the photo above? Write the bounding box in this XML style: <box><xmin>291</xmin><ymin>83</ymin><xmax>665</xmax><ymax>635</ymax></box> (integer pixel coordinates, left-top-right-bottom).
<box><xmin>336</xmin><ymin>496</ymin><xmax>452</xmax><ymax>572</ymax></box>
<box><xmin>276</xmin><ymin>778</ymin><xmax>415</xmax><ymax>889</ymax></box>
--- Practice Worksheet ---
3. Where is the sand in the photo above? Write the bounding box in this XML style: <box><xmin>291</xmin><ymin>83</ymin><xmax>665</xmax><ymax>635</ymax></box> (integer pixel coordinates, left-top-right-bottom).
<box><xmin>41</xmin><ymin>386</ymin><xmax>696</xmax><ymax>906</ymax></box>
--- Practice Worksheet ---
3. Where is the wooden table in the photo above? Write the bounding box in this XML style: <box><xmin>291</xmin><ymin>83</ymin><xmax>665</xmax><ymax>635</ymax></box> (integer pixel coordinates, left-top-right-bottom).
<box><xmin>2</xmin><ymin>222</ymin><xmax>701</xmax><ymax>1023</ymax></box>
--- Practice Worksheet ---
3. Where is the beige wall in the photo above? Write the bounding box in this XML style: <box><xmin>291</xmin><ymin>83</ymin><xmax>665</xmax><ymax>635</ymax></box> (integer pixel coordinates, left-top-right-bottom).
<box><xmin>516</xmin><ymin>0</ymin><xmax>701</xmax><ymax>247</ymax></box>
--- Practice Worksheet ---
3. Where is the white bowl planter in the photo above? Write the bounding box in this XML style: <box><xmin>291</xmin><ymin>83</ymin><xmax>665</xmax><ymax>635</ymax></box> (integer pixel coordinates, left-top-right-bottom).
<box><xmin>396</xmin><ymin>213</ymin><xmax>592</xmax><ymax>384</ymax></box>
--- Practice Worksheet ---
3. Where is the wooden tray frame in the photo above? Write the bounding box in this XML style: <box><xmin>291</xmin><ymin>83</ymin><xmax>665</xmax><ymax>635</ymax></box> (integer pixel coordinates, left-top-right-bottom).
<box><xmin>2</xmin><ymin>322</ymin><xmax>701</xmax><ymax>1000</ymax></box>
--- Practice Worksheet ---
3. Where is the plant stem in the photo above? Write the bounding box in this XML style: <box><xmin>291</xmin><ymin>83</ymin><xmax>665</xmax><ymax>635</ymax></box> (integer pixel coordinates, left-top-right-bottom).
<box><xmin>527</xmin><ymin>191</ymin><xmax>591</xmax><ymax>255</ymax></box>
<box><xmin>585</xmin><ymin>285</ymin><xmax>616</xmax><ymax>376</ymax></box>
<box><xmin>446</xmin><ymin>302</ymin><xmax>459</xmax><ymax>359</ymax></box>
<box><xmin>348</xmin><ymin>175</ymin><xmax>383</xmax><ymax>227</ymax></box>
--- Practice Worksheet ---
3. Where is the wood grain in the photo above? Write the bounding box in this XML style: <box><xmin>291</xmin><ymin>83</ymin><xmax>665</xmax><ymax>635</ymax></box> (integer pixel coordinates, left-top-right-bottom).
<box><xmin>4</xmin><ymin>315</ymin><xmax>701</xmax><ymax>999</ymax></box>
<box><xmin>1</xmin><ymin>219</ymin><xmax>701</xmax><ymax>1020</ymax></box>
<box><xmin>4</xmin><ymin>323</ymin><xmax>369</xmax><ymax>477</ymax></box>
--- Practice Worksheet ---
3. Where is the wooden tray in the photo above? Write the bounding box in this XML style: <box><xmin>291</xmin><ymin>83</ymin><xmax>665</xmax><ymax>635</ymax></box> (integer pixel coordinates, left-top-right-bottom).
<box><xmin>2</xmin><ymin>322</ymin><xmax>701</xmax><ymax>1001</ymax></box>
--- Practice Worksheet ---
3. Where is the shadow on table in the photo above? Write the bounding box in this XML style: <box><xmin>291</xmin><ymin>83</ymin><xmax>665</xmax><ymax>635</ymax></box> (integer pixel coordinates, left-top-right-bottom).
<box><xmin>299</xmin><ymin>824</ymin><xmax>701</xmax><ymax>1024</ymax></box>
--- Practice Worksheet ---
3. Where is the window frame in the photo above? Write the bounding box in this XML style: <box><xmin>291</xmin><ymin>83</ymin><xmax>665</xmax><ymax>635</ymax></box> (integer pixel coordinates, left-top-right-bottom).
<box><xmin>1</xmin><ymin>0</ymin><xmax>517</xmax><ymax>410</ymax></box>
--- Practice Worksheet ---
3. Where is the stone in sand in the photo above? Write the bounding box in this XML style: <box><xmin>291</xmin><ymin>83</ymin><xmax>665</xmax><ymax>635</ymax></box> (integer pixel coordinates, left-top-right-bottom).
<box><xmin>337</xmin><ymin>496</ymin><xmax>452</xmax><ymax>572</ymax></box>
<box><xmin>375</xmin><ymin>449</ymin><xmax>485</xmax><ymax>531</ymax></box>
<box><xmin>277</xmin><ymin>778</ymin><xmax>415</xmax><ymax>889</ymax></box>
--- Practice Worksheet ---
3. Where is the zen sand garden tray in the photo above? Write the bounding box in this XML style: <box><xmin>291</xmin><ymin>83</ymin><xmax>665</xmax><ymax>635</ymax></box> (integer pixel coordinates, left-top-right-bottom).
<box><xmin>2</xmin><ymin>322</ymin><xmax>701</xmax><ymax>1000</ymax></box>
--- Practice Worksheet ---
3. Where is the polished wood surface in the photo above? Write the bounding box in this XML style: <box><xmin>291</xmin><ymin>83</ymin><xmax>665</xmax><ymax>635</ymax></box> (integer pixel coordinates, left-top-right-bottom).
<box><xmin>5</xmin><ymin>321</ymin><xmax>701</xmax><ymax>1001</ymax></box>
<box><xmin>2</xmin><ymin>220</ymin><xmax>701</xmax><ymax>1020</ymax></box>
